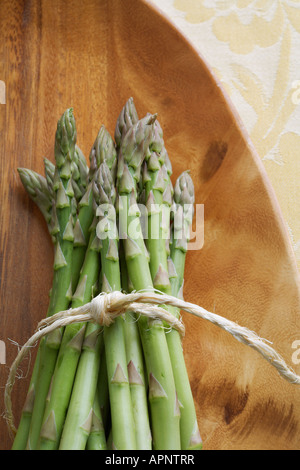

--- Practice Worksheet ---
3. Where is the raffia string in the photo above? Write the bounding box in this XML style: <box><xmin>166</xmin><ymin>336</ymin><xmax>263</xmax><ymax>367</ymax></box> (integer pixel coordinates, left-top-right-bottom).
<box><xmin>5</xmin><ymin>289</ymin><xmax>300</xmax><ymax>437</ymax></box>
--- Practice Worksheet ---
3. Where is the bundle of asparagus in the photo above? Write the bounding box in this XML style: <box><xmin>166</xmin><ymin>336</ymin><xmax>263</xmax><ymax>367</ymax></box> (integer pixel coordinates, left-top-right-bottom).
<box><xmin>12</xmin><ymin>99</ymin><xmax>202</xmax><ymax>451</ymax></box>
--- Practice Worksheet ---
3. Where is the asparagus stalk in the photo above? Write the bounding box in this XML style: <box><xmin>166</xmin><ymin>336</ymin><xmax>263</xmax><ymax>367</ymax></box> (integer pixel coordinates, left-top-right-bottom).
<box><xmin>14</xmin><ymin>102</ymin><xmax>137</xmax><ymax>449</ymax></box>
<box><xmin>37</xmin><ymin>223</ymin><xmax>101</xmax><ymax>450</ymax></box>
<box><xmin>43</xmin><ymin>157</ymin><xmax>55</xmax><ymax>196</ymax></box>
<box><xmin>26</xmin><ymin>108</ymin><xmax>77</xmax><ymax>449</ymax></box>
<box><xmin>114</xmin><ymin>97</ymin><xmax>139</xmax><ymax>149</ymax></box>
<box><xmin>85</xmin><ymin>391</ymin><xmax>107</xmax><ymax>450</ymax></box>
<box><xmin>11</xmin><ymin>349</ymin><xmax>41</xmax><ymax>449</ymax></box>
<box><xmin>167</xmin><ymin>171</ymin><xmax>203</xmax><ymax>450</ymax></box>
<box><xmin>71</xmin><ymin>126</ymin><xmax>117</xmax><ymax>291</ymax></box>
<box><xmin>95</xmin><ymin>345</ymin><xmax>110</xmax><ymax>434</ymax></box>
<box><xmin>143</xmin><ymin>119</ymin><xmax>202</xmax><ymax>450</ymax></box>
<box><xmin>58</xmin><ymin>130</ymin><xmax>117</xmax><ymax>451</ymax></box>
<box><xmin>71</xmin><ymin>145</ymin><xmax>89</xmax><ymax>203</ymax></box>
<box><xmin>169</xmin><ymin>171</ymin><xmax>196</xmax><ymax>298</ymax></box>
<box><xmin>57</xmin><ymin>135</ymin><xmax>115</xmax><ymax>449</ymax></box>
<box><xmin>15</xmin><ymin>145</ymin><xmax>91</xmax><ymax>449</ymax></box>
<box><xmin>117</xmin><ymin>115</ymin><xmax>181</xmax><ymax>450</ymax></box>
<box><xmin>13</xmin><ymin>167</ymin><xmax>56</xmax><ymax>449</ymax></box>
<box><xmin>93</xmin><ymin>162</ymin><xmax>136</xmax><ymax>450</ymax></box>
<box><xmin>119</xmin><ymin>244</ymin><xmax>152</xmax><ymax>449</ymax></box>
<box><xmin>142</xmin><ymin>119</ymin><xmax>172</xmax><ymax>294</ymax></box>
<box><xmin>89</xmin><ymin>125</ymin><xmax>118</xmax><ymax>182</ymax></box>
<box><xmin>17</xmin><ymin>168</ymin><xmax>54</xmax><ymax>230</ymax></box>
<box><xmin>36</xmin><ymin>130</ymin><xmax>115</xmax><ymax>450</ymax></box>
<box><xmin>58</xmin><ymin>326</ymin><xmax>104</xmax><ymax>450</ymax></box>
<box><xmin>116</xmin><ymin>99</ymin><xmax>152</xmax><ymax>448</ymax></box>
<box><xmin>85</xmin><ymin>347</ymin><xmax>109</xmax><ymax>451</ymax></box>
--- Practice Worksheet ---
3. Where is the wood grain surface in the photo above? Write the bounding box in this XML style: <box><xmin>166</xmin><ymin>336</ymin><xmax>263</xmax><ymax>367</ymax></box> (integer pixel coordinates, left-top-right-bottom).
<box><xmin>1</xmin><ymin>0</ymin><xmax>300</xmax><ymax>450</ymax></box>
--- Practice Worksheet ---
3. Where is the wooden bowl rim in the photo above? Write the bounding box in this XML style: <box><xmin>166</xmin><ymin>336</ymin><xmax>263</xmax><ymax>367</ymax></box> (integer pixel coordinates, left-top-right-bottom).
<box><xmin>143</xmin><ymin>0</ymin><xmax>300</xmax><ymax>288</ymax></box>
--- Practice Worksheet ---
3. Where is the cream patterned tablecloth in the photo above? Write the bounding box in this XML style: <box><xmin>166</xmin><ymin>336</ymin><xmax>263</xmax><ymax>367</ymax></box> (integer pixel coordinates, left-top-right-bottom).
<box><xmin>149</xmin><ymin>0</ymin><xmax>300</xmax><ymax>272</ymax></box>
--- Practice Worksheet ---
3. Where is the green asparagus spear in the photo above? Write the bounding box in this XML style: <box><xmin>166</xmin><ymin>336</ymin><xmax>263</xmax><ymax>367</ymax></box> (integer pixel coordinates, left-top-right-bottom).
<box><xmin>85</xmin><ymin>343</ymin><xmax>109</xmax><ymax>451</ymax></box>
<box><xmin>17</xmin><ymin>168</ymin><xmax>54</xmax><ymax>230</ymax></box>
<box><xmin>117</xmin><ymin>115</ymin><xmax>181</xmax><ymax>450</ymax></box>
<box><xmin>114</xmin><ymin>97</ymin><xmax>139</xmax><ymax>149</ymax></box>
<box><xmin>85</xmin><ymin>391</ymin><xmax>107</xmax><ymax>450</ymax></box>
<box><xmin>71</xmin><ymin>126</ymin><xmax>117</xmax><ymax>291</ymax></box>
<box><xmin>167</xmin><ymin>171</ymin><xmax>203</xmax><ymax>450</ymax></box>
<box><xmin>116</xmin><ymin>98</ymin><xmax>152</xmax><ymax>448</ymax></box>
<box><xmin>142</xmin><ymin>119</ymin><xmax>172</xmax><ymax>294</ymax></box>
<box><xmin>37</xmin><ymin>224</ymin><xmax>100</xmax><ymax>450</ymax></box>
<box><xmin>43</xmin><ymin>157</ymin><xmax>55</xmax><ymax>197</ymax></box>
<box><xmin>26</xmin><ymin>108</ymin><xmax>77</xmax><ymax>450</ymax></box>
<box><xmin>93</xmin><ymin>162</ymin><xmax>137</xmax><ymax>450</ymax></box>
<box><xmin>11</xmin><ymin>349</ymin><xmax>41</xmax><ymax>449</ymax></box>
<box><xmin>89</xmin><ymin>125</ymin><xmax>117</xmax><ymax>182</ymax></box>
<box><xmin>94</xmin><ymin>326</ymin><xmax>110</xmax><ymax>434</ymax></box>
<box><xmin>71</xmin><ymin>145</ymin><xmax>89</xmax><ymax>203</ymax></box>
<box><xmin>36</xmin><ymin>130</ymin><xmax>115</xmax><ymax>450</ymax></box>
<box><xmin>142</xmin><ymin>118</ymin><xmax>202</xmax><ymax>450</ymax></box>
<box><xmin>58</xmin><ymin>326</ymin><xmax>104</xmax><ymax>450</ymax></box>
<box><xmin>15</xmin><ymin>145</ymin><xmax>91</xmax><ymax>448</ymax></box>
<box><xmin>13</xmin><ymin>166</ymin><xmax>56</xmax><ymax>449</ymax></box>
<box><xmin>58</xmin><ymin>129</ymin><xmax>117</xmax><ymax>450</ymax></box>
<box><xmin>119</xmin><ymin>244</ymin><xmax>152</xmax><ymax>449</ymax></box>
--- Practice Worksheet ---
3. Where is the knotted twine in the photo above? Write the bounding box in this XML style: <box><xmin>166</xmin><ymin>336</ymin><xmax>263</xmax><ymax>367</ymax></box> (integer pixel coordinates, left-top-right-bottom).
<box><xmin>5</xmin><ymin>289</ymin><xmax>300</xmax><ymax>437</ymax></box>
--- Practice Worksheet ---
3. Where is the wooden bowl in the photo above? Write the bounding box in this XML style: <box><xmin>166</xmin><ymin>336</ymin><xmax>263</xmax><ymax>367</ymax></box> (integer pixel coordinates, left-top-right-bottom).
<box><xmin>1</xmin><ymin>0</ymin><xmax>300</xmax><ymax>450</ymax></box>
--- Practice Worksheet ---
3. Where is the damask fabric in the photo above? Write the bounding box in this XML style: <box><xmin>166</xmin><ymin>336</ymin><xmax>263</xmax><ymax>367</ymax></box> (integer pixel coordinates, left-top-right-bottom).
<box><xmin>148</xmin><ymin>0</ymin><xmax>300</xmax><ymax>271</ymax></box>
